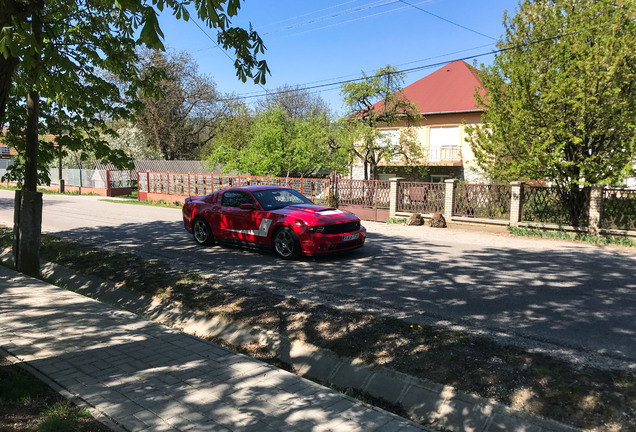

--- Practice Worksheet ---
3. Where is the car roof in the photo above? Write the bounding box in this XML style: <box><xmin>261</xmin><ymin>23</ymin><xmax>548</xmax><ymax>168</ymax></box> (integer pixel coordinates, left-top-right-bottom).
<box><xmin>224</xmin><ymin>185</ymin><xmax>292</xmax><ymax>192</ymax></box>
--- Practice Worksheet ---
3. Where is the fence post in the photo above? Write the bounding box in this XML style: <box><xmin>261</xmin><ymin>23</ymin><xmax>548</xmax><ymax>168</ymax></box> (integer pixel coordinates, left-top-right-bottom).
<box><xmin>105</xmin><ymin>170</ymin><xmax>111</xmax><ymax>197</ymax></box>
<box><xmin>510</xmin><ymin>181</ymin><xmax>524</xmax><ymax>226</ymax></box>
<box><xmin>389</xmin><ymin>178</ymin><xmax>403</xmax><ymax>218</ymax></box>
<box><xmin>588</xmin><ymin>186</ymin><xmax>603</xmax><ymax>236</ymax></box>
<box><xmin>444</xmin><ymin>179</ymin><xmax>457</xmax><ymax>220</ymax></box>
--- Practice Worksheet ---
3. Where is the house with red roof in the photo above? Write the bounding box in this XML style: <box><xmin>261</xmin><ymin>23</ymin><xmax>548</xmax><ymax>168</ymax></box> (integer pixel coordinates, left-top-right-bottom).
<box><xmin>351</xmin><ymin>60</ymin><xmax>486</xmax><ymax>183</ymax></box>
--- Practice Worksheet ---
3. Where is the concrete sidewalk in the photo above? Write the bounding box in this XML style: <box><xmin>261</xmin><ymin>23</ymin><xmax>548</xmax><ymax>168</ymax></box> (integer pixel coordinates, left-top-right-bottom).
<box><xmin>0</xmin><ymin>266</ymin><xmax>430</xmax><ymax>432</ymax></box>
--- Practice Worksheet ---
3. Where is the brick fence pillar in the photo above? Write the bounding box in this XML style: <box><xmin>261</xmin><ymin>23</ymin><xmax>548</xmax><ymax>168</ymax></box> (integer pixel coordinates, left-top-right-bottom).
<box><xmin>588</xmin><ymin>186</ymin><xmax>603</xmax><ymax>236</ymax></box>
<box><xmin>510</xmin><ymin>181</ymin><xmax>524</xmax><ymax>226</ymax></box>
<box><xmin>444</xmin><ymin>179</ymin><xmax>457</xmax><ymax>220</ymax></box>
<box><xmin>389</xmin><ymin>177</ymin><xmax>404</xmax><ymax>218</ymax></box>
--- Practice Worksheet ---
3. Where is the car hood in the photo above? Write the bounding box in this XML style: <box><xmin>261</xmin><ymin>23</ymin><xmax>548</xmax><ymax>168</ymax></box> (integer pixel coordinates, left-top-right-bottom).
<box><xmin>271</xmin><ymin>204</ymin><xmax>360</xmax><ymax>223</ymax></box>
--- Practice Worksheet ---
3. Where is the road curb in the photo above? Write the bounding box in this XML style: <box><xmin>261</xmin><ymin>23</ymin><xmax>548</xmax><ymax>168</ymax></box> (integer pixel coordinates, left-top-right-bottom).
<box><xmin>33</xmin><ymin>260</ymin><xmax>581</xmax><ymax>432</ymax></box>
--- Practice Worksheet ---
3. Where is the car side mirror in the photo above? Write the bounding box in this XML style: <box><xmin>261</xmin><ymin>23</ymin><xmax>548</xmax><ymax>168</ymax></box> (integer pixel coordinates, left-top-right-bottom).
<box><xmin>239</xmin><ymin>203</ymin><xmax>255</xmax><ymax>210</ymax></box>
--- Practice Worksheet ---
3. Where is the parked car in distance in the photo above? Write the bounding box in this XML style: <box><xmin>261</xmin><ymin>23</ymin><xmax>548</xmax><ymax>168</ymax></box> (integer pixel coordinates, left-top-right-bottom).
<box><xmin>182</xmin><ymin>186</ymin><xmax>366</xmax><ymax>259</ymax></box>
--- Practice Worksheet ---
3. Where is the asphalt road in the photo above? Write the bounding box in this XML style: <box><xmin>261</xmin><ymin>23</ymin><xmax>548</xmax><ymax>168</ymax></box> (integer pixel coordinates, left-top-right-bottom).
<box><xmin>1</xmin><ymin>190</ymin><xmax>635</xmax><ymax>370</ymax></box>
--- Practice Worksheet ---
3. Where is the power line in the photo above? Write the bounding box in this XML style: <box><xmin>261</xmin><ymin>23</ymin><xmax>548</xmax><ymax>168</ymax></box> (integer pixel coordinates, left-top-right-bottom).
<box><xmin>192</xmin><ymin>0</ymin><xmax>432</xmax><ymax>49</ymax></box>
<box><xmin>267</xmin><ymin>0</ymin><xmax>434</xmax><ymax>38</ymax></box>
<box><xmin>397</xmin><ymin>0</ymin><xmax>497</xmax><ymax>41</ymax></box>
<box><xmin>224</xmin><ymin>25</ymin><xmax>599</xmax><ymax>103</ymax></box>
<box><xmin>231</xmin><ymin>42</ymin><xmax>497</xmax><ymax>99</ymax></box>
<box><xmin>261</xmin><ymin>0</ymin><xmax>404</xmax><ymax>35</ymax></box>
<box><xmin>187</xmin><ymin>10</ymin><xmax>270</xmax><ymax>95</ymax></box>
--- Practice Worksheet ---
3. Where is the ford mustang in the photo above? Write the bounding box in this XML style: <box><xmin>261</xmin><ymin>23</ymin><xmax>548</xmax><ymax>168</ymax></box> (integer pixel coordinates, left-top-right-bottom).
<box><xmin>182</xmin><ymin>185</ymin><xmax>366</xmax><ymax>259</ymax></box>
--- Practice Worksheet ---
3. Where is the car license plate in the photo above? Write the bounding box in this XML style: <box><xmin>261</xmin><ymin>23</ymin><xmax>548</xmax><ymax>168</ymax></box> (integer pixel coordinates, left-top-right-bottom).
<box><xmin>342</xmin><ymin>233</ymin><xmax>359</xmax><ymax>242</ymax></box>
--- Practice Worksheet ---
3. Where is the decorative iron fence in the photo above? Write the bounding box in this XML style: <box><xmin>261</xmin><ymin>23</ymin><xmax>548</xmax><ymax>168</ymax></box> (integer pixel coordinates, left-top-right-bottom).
<box><xmin>601</xmin><ymin>188</ymin><xmax>636</xmax><ymax>231</ymax></box>
<box><xmin>454</xmin><ymin>183</ymin><xmax>511</xmax><ymax>220</ymax></box>
<box><xmin>139</xmin><ymin>173</ymin><xmax>332</xmax><ymax>205</ymax></box>
<box><xmin>334</xmin><ymin>179</ymin><xmax>390</xmax><ymax>209</ymax></box>
<box><xmin>522</xmin><ymin>186</ymin><xmax>590</xmax><ymax>227</ymax></box>
<box><xmin>135</xmin><ymin>173</ymin><xmax>634</xmax><ymax>232</ymax></box>
<box><xmin>397</xmin><ymin>182</ymin><xmax>445</xmax><ymax>214</ymax></box>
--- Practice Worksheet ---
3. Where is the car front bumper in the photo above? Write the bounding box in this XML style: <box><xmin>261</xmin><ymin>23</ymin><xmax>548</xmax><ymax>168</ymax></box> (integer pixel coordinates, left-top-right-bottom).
<box><xmin>298</xmin><ymin>229</ymin><xmax>366</xmax><ymax>255</ymax></box>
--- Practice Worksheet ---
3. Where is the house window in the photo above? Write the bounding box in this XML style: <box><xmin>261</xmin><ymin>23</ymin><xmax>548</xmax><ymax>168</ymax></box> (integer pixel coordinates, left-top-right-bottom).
<box><xmin>430</xmin><ymin>175</ymin><xmax>450</xmax><ymax>183</ymax></box>
<box><xmin>429</xmin><ymin>126</ymin><xmax>460</xmax><ymax>161</ymax></box>
<box><xmin>376</xmin><ymin>128</ymin><xmax>401</xmax><ymax>162</ymax></box>
<box><xmin>378</xmin><ymin>173</ymin><xmax>396</xmax><ymax>180</ymax></box>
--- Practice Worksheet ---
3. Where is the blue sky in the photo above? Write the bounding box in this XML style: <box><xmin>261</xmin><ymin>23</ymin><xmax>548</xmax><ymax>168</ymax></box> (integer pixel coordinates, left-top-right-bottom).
<box><xmin>158</xmin><ymin>0</ymin><xmax>520</xmax><ymax>115</ymax></box>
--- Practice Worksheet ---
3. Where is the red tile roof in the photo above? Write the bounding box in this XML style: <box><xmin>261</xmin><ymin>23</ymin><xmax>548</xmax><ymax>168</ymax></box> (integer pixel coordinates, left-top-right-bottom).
<box><xmin>381</xmin><ymin>60</ymin><xmax>485</xmax><ymax>115</ymax></box>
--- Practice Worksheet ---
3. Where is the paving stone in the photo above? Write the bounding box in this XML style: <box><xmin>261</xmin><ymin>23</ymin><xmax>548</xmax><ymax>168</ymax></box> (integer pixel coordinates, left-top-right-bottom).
<box><xmin>484</xmin><ymin>413</ymin><xmax>543</xmax><ymax>432</ymax></box>
<box><xmin>400</xmin><ymin>384</ymin><xmax>446</xmax><ymax>422</ymax></box>
<box><xmin>364</xmin><ymin>371</ymin><xmax>409</xmax><ymax>404</ymax></box>
<box><xmin>330</xmin><ymin>361</ymin><xmax>374</xmax><ymax>392</ymax></box>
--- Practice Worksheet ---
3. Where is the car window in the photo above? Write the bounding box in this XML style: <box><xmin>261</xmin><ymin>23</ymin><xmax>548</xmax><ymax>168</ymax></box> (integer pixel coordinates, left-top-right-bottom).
<box><xmin>253</xmin><ymin>189</ymin><xmax>313</xmax><ymax>210</ymax></box>
<box><xmin>221</xmin><ymin>191</ymin><xmax>254</xmax><ymax>208</ymax></box>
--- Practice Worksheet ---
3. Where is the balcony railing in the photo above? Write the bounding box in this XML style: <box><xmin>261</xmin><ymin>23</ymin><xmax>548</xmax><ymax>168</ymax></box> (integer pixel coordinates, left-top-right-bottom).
<box><xmin>422</xmin><ymin>146</ymin><xmax>462</xmax><ymax>165</ymax></box>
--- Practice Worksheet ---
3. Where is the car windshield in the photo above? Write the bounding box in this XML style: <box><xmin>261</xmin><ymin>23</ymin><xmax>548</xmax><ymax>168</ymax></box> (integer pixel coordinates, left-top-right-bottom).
<box><xmin>253</xmin><ymin>189</ymin><xmax>313</xmax><ymax>210</ymax></box>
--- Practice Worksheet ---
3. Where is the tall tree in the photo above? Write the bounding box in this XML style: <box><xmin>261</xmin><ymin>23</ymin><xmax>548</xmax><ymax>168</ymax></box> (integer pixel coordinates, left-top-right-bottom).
<box><xmin>340</xmin><ymin>65</ymin><xmax>422</xmax><ymax>180</ymax></box>
<box><xmin>467</xmin><ymin>0</ymin><xmax>635</xmax><ymax>223</ymax></box>
<box><xmin>134</xmin><ymin>49</ymin><xmax>226</xmax><ymax>160</ymax></box>
<box><xmin>0</xmin><ymin>0</ymin><xmax>268</xmax><ymax>276</ymax></box>
<box><xmin>256</xmin><ymin>84</ymin><xmax>330</xmax><ymax>120</ymax></box>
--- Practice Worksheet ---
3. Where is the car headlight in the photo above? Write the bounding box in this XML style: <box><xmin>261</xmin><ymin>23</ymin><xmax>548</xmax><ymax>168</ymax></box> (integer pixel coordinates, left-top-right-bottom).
<box><xmin>307</xmin><ymin>226</ymin><xmax>325</xmax><ymax>233</ymax></box>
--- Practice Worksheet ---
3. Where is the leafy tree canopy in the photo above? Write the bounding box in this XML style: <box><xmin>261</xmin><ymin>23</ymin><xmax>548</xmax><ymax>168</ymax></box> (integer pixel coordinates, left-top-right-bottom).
<box><xmin>205</xmin><ymin>105</ymin><xmax>350</xmax><ymax>178</ymax></box>
<box><xmin>467</xmin><ymin>0</ymin><xmax>636</xmax><ymax>189</ymax></box>
<box><xmin>340</xmin><ymin>65</ymin><xmax>423</xmax><ymax>180</ymax></box>
<box><xmin>0</xmin><ymin>0</ymin><xmax>268</xmax><ymax>186</ymax></box>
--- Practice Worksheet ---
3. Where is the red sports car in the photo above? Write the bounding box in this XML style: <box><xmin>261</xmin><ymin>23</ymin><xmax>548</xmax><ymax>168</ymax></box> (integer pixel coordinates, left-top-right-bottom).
<box><xmin>182</xmin><ymin>186</ymin><xmax>366</xmax><ymax>259</ymax></box>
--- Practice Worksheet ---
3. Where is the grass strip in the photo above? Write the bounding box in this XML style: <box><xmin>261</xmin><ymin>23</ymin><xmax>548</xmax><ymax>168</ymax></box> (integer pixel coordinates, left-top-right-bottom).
<box><xmin>99</xmin><ymin>198</ymin><xmax>182</xmax><ymax>208</ymax></box>
<box><xmin>508</xmin><ymin>226</ymin><xmax>635</xmax><ymax>247</ymax></box>
<box><xmin>0</xmin><ymin>184</ymin><xmax>99</xmax><ymax>196</ymax></box>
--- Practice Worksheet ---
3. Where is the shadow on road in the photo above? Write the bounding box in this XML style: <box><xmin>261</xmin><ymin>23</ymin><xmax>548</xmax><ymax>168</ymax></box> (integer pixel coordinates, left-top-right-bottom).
<box><xmin>44</xmin><ymin>217</ymin><xmax>636</xmax><ymax>364</ymax></box>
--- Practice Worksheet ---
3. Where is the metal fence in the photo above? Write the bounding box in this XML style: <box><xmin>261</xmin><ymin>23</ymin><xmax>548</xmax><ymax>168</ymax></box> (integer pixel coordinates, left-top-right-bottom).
<box><xmin>46</xmin><ymin>169</ymin><xmax>133</xmax><ymax>188</ymax></box>
<box><xmin>0</xmin><ymin>168</ymin><xmax>133</xmax><ymax>189</ymax></box>
<box><xmin>522</xmin><ymin>186</ymin><xmax>590</xmax><ymax>227</ymax></box>
<box><xmin>49</xmin><ymin>169</ymin><xmax>101</xmax><ymax>188</ymax></box>
<box><xmin>334</xmin><ymin>179</ymin><xmax>391</xmax><ymax>208</ymax></box>
<box><xmin>601</xmin><ymin>188</ymin><xmax>636</xmax><ymax>231</ymax></box>
<box><xmin>454</xmin><ymin>183</ymin><xmax>511</xmax><ymax>220</ymax></box>
<box><xmin>397</xmin><ymin>182</ymin><xmax>445</xmax><ymax>214</ymax></box>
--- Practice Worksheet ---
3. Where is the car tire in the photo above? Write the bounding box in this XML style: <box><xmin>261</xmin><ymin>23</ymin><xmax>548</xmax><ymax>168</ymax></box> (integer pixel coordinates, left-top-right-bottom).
<box><xmin>273</xmin><ymin>226</ymin><xmax>301</xmax><ymax>259</ymax></box>
<box><xmin>192</xmin><ymin>218</ymin><xmax>214</xmax><ymax>245</ymax></box>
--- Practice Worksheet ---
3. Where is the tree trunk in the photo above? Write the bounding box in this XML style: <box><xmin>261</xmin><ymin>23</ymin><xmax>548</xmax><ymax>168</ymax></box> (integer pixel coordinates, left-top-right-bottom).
<box><xmin>13</xmin><ymin>190</ymin><xmax>42</xmax><ymax>276</ymax></box>
<box><xmin>13</xmin><ymin>7</ymin><xmax>43</xmax><ymax>276</ymax></box>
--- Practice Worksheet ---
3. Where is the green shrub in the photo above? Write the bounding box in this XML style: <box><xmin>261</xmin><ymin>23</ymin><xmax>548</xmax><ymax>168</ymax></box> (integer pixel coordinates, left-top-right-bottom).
<box><xmin>385</xmin><ymin>217</ymin><xmax>408</xmax><ymax>224</ymax></box>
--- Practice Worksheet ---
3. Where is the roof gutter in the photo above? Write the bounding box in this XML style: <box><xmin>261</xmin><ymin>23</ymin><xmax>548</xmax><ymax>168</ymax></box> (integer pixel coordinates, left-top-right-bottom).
<box><xmin>419</xmin><ymin>109</ymin><xmax>483</xmax><ymax>116</ymax></box>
